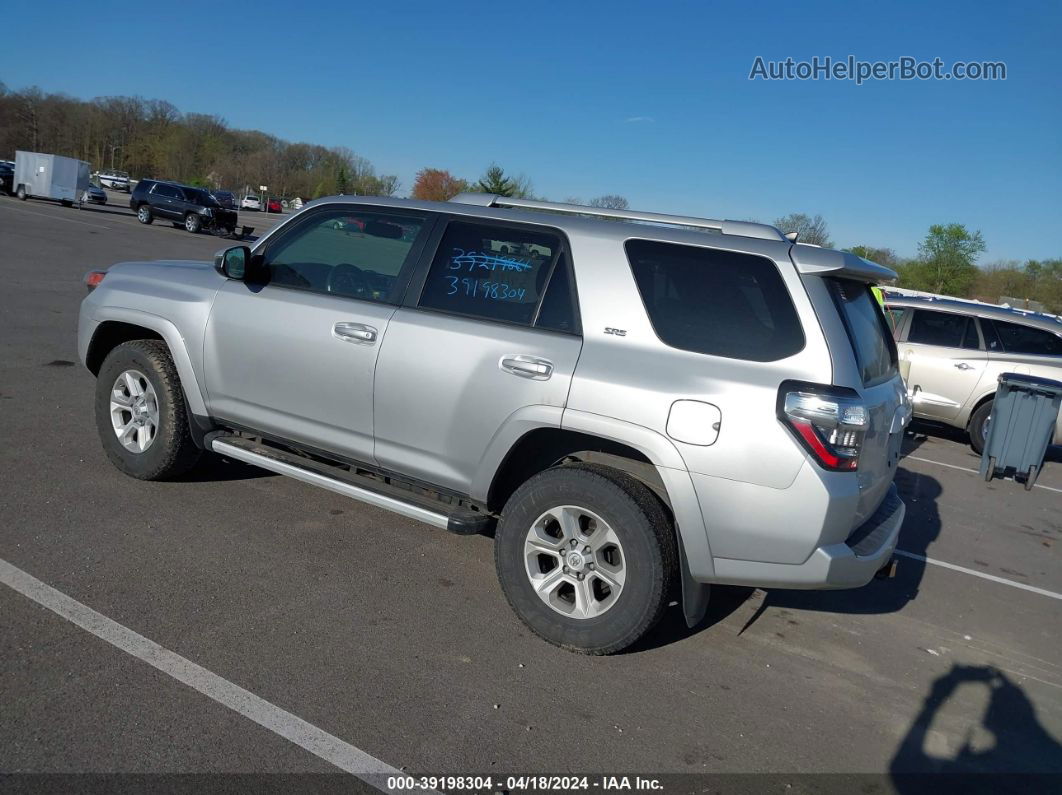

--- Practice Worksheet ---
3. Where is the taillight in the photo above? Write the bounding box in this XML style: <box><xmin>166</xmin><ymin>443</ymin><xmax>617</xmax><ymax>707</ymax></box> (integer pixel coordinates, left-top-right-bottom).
<box><xmin>85</xmin><ymin>271</ymin><xmax>107</xmax><ymax>291</ymax></box>
<box><xmin>778</xmin><ymin>380</ymin><xmax>868</xmax><ymax>471</ymax></box>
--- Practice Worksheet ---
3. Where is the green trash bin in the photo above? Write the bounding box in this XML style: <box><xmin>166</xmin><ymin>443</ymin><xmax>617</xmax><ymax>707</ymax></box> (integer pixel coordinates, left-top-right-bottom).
<box><xmin>979</xmin><ymin>372</ymin><xmax>1062</xmax><ymax>490</ymax></box>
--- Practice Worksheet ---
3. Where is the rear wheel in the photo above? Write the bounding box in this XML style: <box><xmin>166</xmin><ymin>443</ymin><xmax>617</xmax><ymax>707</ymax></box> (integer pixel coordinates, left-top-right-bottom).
<box><xmin>94</xmin><ymin>340</ymin><xmax>201</xmax><ymax>480</ymax></box>
<box><xmin>16</xmin><ymin>185</ymin><xmax>27</xmax><ymax>200</ymax></box>
<box><xmin>136</xmin><ymin>204</ymin><xmax>153</xmax><ymax>224</ymax></box>
<box><xmin>495</xmin><ymin>464</ymin><xmax>676</xmax><ymax>655</ymax></box>
<box><xmin>969</xmin><ymin>400</ymin><xmax>992</xmax><ymax>455</ymax></box>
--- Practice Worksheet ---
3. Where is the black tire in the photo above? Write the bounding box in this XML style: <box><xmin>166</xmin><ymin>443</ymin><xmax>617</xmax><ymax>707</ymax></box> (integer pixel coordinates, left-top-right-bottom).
<box><xmin>969</xmin><ymin>400</ymin><xmax>992</xmax><ymax>455</ymax></box>
<box><xmin>94</xmin><ymin>340</ymin><xmax>201</xmax><ymax>480</ymax></box>
<box><xmin>495</xmin><ymin>463</ymin><xmax>677</xmax><ymax>655</ymax></box>
<box><xmin>184</xmin><ymin>213</ymin><xmax>201</xmax><ymax>233</ymax></box>
<box><xmin>16</xmin><ymin>185</ymin><xmax>27</xmax><ymax>200</ymax></box>
<box><xmin>136</xmin><ymin>204</ymin><xmax>153</xmax><ymax>224</ymax></box>
<box><xmin>61</xmin><ymin>199</ymin><xmax>73</xmax><ymax>207</ymax></box>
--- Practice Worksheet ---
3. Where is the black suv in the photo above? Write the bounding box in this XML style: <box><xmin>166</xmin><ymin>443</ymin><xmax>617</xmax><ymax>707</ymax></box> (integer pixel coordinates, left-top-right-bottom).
<box><xmin>130</xmin><ymin>179</ymin><xmax>238</xmax><ymax>235</ymax></box>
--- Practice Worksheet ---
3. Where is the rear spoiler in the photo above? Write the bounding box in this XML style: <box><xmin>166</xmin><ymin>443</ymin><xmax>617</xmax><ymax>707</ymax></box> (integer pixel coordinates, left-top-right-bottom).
<box><xmin>789</xmin><ymin>243</ymin><xmax>897</xmax><ymax>283</ymax></box>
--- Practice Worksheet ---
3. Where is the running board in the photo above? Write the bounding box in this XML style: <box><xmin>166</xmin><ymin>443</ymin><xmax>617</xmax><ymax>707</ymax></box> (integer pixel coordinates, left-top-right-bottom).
<box><xmin>210</xmin><ymin>437</ymin><xmax>491</xmax><ymax>535</ymax></box>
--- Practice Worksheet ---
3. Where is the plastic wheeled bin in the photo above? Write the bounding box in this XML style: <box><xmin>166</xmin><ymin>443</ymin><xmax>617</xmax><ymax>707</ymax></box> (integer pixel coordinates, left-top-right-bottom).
<box><xmin>979</xmin><ymin>372</ymin><xmax>1062</xmax><ymax>490</ymax></box>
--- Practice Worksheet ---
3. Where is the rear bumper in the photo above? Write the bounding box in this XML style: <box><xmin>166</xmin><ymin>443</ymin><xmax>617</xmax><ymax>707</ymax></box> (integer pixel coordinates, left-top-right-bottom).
<box><xmin>708</xmin><ymin>484</ymin><xmax>905</xmax><ymax>589</ymax></box>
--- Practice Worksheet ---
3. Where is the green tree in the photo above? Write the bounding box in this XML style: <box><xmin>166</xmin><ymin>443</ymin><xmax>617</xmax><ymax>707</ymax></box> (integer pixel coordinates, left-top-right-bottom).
<box><xmin>336</xmin><ymin>166</ymin><xmax>349</xmax><ymax>195</ymax></box>
<box><xmin>773</xmin><ymin>213</ymin><xmax>832</xmax><ymax>247</ymax></box>
<box><xmin>901</xmin><ymin>223</ymin><xmax>986</xmax><ymax>296</ymax></box>
<box><xmin>847</xmin><ymin>245</ymin><xmax>899</xmax><ymax>269</ymax></box>
<box><xmin>477</xmin><ymin>163</ymin><xmax>516</xmax><ymax>196</ymax></box>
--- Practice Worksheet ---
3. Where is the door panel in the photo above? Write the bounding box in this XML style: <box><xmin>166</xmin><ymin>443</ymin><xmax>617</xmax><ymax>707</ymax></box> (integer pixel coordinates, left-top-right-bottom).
<box><xmin>900</xmin><ymin>309</ymin><xmax>986</xmax><ymax>420</ymax></box>
<box><xmin>373</xmin><ymin>309</ymin><xmax>581</xmax><ymax>493</ymax></box>
<box><xmin>203</xmin><ymin>282</ymin><xmax>394</xmax><ymax>462</ymax></box>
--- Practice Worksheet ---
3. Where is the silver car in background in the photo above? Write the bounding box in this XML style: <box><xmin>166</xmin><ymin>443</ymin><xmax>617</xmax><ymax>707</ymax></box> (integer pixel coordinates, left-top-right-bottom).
<box><xmin>78</xmin><ymin>193</ymin><xmax>910</xmax><ymax>654</ymax></box>
<box><xmin>884</xmin><ymin>294</ymin><xmax>1062</xmax><ymax>451</ymax></box>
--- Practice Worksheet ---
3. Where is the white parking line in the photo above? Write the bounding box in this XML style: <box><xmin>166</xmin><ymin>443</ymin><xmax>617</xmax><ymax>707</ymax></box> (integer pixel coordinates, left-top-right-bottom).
<box><xmin>0</xmin><ymin>203</ymin><xmax>112</xmax><ymax>229</ymax></box>
<box><xmin>0</xmin><ymin>557</ymin><xmax>408</xmax><ymax>789</ymax></box>
<box><xmin>893</xmin><ymin>549</ymin><xmax>1062</xmax><ymax>601</ymax></box>
<box><xmin>905</xmin><ymin>455</ymin><xmax>1062</xmax><ymax>494</ymax></box>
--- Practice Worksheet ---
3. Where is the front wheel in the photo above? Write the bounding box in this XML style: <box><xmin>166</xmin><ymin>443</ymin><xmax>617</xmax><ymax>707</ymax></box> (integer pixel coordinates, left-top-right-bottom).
<box><xmin>495</xmin><ymin>464</ymin><xmax>677</xmax><ymax>655</ymax></box>
<box><xmin>94</xmin><ymin>340</ymin><xmax>201</xmax><ymax>480</ymax></box>
<box><xmin>969</xmin><ymin>400</ymin><xmax>992</xmax><ymax>455</ymax></box>
<box><xmin>184</xmin><ymin>213</ymin><xmax>202</xmax><ymax>233</ymax></box>
<box><xmin>136</xmin><ymin>204</ymin><xmax>153</xmax><ymax>224</ymax></box>
<box><xmin>16</xmin><ymin>185</ymin><xmax>27</xmax><ymax>200</ymax></box>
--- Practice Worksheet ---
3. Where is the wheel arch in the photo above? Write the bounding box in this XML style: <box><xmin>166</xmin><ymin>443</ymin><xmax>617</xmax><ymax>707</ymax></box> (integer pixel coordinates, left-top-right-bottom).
<box><xmin>85</xmin><ymin>311</ymin><xmax>208</xmax><ymax>418</ymax></box>
<box><xmin>481</xmin><ymin>410</ymin><xmax>715</xmax><ymax>627</ymax></box>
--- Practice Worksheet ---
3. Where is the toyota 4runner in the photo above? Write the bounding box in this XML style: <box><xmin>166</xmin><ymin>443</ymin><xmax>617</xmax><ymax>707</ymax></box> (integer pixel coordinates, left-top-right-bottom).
<box><xmin>78</xmin><ymin>194</ymin><xmax>909</xmax><ymax>654</ymax></box>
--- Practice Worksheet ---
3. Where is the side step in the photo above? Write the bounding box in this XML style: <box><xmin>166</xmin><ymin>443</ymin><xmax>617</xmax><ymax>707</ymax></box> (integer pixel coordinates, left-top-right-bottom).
<box><xmin>210</xmin><ymin>436</ymin><xmax>492</xmax><ymax>535</ymax></box>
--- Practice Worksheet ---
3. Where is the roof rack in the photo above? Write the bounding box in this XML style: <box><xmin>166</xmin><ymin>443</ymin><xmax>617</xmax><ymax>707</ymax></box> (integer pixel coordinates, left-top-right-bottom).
<box><xmin>448</xmin><ymin>193</ymin><xmax>787</xmax><ymax>242</ymax></box>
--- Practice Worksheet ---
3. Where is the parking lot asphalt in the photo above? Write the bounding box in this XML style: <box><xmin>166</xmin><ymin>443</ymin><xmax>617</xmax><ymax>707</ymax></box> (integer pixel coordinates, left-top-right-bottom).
<box><xmin>1</xmin><ymin>194</ymin><xmax>1060</xmax><ymax>784</ymax></box>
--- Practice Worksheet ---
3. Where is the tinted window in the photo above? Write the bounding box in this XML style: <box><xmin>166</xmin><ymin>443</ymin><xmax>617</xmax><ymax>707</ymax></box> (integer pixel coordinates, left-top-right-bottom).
<box><xmin>625</xmin><ymin>240</ymin><xmax>803</xmax><ymax>362</ymax></box>
<box><xmin>419</xmin><ymin>221</ymin><xmax>560</xmax><ymax>325</ymax></box>
<box><xmin>909</xmin><ymin>310</ymin><xmax>969</xmax><ymax>348</ymax></box>
<box><xmin>830</xmin><ymin>279</ymin><xmax>898</xmax><ymax>385</ymax></box>
<box><xmin>264</xmin><ymin>208</ymin><xmax>425</xmax><ymax>302</ymax></box>
<box><xmin>984</xmin><ymin>319</ymin><xmax>1062</xmax><ymax>356</ymax></box>
<box><xmin>961</xmin><ymin>317</ymin><xmax>981</xmax><ymax>350</ymax></box>
<box><xmin>152</xmin><ymin>183</ymin><xmax>180</xmax><ymax>199</ymax></box>
<box><xmin>884</xmin><ymin>306</ymin><xmax>906</xmax><ymax>339</ymax></box>
<box><xmin>535</xmin><ymin>256</ymin><xmax>579</xmax><ymax>334</ymax></box>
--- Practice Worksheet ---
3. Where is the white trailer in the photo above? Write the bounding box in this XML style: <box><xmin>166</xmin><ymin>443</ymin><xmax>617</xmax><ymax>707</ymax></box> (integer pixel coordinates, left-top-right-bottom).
<box><xmin>14</xmin><ymin>150</ymin><xmax>91</xmax><ymax>206</ymax></box>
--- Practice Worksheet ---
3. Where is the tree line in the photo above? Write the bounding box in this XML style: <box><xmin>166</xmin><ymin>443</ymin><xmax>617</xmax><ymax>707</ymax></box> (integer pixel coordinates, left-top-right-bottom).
<box><xmin>3</xmin><ymin>84</ymin><xmax>1057</xmax><ymax>312</ymax></box>
<box><xmin>0</xmin><ymin>84</ymin><xmax>398</xmax><ymax>199</ymax></box>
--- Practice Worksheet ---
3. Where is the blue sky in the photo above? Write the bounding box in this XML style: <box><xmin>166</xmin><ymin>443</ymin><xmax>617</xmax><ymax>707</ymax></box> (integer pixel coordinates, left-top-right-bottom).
<box><xmin>3</xmin><ymin>0</ymin><xmax>1059</xmax><ymax>262</ymax></box>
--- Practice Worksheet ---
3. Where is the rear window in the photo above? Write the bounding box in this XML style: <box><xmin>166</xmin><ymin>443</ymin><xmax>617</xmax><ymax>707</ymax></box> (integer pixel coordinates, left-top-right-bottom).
<box><xmin>829</xmin><ymin>279</ymin><xmax>898</xmax><ymax>386</ymax></box>
<box><xmin>625</xmin><ymin>240</ymin><xmax>804</xmax><ymax>362</ymax></box>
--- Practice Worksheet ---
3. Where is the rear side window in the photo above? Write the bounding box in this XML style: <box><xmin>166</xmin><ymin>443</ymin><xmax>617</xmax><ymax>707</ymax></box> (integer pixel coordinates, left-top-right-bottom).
<box><xmin>909</xmin><ymin>309</ymin><xmax>972</xmax><ymax>348</ymax></box>
<box><xmin>983</xmin><ymin>318</ymin><xmax>1062</xmax><ymax>356</ymax></box>
<box><xmin>625</xmin><ymin>240</ymin><xmax>803</xmax><ymax>362</ymax></box>
<box><xmin>830</xmin><ymin>280</ymin><xmax>898</xmax><ymax>385</ymax></box>
<box><xmin>419</xmin><ymin>221</ymin><xmax>561</xmax><ymax>326</ymax></box>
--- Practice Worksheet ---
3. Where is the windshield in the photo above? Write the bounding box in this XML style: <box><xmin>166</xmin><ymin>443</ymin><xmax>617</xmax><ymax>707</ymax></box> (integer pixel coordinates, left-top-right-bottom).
<box><xmin>186</xmin><ymin>188</ymin><xmax>218</xmax><ymax>205</ymax></box>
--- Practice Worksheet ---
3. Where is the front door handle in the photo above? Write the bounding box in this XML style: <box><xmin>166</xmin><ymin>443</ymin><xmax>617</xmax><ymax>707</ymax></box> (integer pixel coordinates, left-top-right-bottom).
<box><xmin>954</xmin><ymin>362</ymin><xmax>973</xmax><ymax>370</ymax></box>
<box><xmin>333</xmin><ymin>322</ymin><xmax>378</xmax><ymax>344</ymax></box>
<box><xmin>500</xmin><ymin>354</ymin><xmax>553</xmax><ymax>380</ymax></box>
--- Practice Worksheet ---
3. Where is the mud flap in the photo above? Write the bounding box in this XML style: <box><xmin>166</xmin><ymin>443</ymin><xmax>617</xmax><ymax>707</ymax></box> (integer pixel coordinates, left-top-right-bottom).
<box><xmin>678</xmin><ymin>540</ymin><xmax>710</xmax><ymax>628</ymax></box>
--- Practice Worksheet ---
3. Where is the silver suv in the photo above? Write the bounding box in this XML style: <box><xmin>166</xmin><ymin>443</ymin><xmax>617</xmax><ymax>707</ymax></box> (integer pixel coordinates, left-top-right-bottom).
<box><xmin>78</xmin><ymin>194</ymin><xmax>909</xmax><ymax>654</ymax></box>
<box><xmin>884</xmin><ymin>294</ymin><xmax>1062</xmax><ymax>452</ymax></box>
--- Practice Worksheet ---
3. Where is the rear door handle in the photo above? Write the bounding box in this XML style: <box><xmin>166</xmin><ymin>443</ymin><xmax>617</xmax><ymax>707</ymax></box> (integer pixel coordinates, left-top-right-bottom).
<box><xmin>333</xmin><ymin>322</ymin><xmax>377</xmax><ymax>344</ymax></box>
<box><xmin>954</xmin><ymin>362</ymin><xmax>973</xmax><ymax>370</ymax></box>
<box><xmin>500</xmin><ymin>354</ymin><xmax>553</xmax><ymax>380</ymax></box>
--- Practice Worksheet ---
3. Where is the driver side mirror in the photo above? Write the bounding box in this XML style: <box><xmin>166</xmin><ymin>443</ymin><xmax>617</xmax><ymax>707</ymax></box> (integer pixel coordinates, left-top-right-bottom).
<box><xmin>214</xmin><ymin>245</ymin><xmax>249</xmax><ymax>280</ymax></box>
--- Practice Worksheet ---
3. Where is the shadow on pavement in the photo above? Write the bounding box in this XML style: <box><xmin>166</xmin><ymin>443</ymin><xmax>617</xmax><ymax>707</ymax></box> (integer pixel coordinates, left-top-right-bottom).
<box><xmin>177</xmin><ymin>452</ymin><xmax>275</xmax><ymax>483</ymax></box>
<box><xmin>890</xmin><ymin>664</ymin><xmax>1062</xmax><ymax>791</ymax></box>
<box><xmin>627</xmin><ymin>585</ymin><xmax>756</xmax><ymax>653</ymax></box>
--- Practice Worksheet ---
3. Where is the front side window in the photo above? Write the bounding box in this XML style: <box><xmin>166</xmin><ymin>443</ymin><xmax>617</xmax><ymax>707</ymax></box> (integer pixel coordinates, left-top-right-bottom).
<box><xmin>983</xmin><ymin>318</ymin><xmax>1062</xmax><ymax>356</ymax></box>
<box><xmin>263</xmin><ymin>208</ymin><xmax>426</xmax><ymax>302</ymax></box>
<box><xmin>908</xmin><ymin>310</ymin><xmax>970</xmax><ymax>348</ymax></box>
<box><xmin>625</xmin><ymin>239</ymin><xmax>804</xmax><ymax>362</ymax></box>
<box><xmin>418</xmin><ymin>221</ymin><xmax>561</xmax><ymax>326</ymax></box>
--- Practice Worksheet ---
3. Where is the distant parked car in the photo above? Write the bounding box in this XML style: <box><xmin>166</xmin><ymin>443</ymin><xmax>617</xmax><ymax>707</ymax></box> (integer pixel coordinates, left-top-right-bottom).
<box><xmin>211</xmin><ymin>190</ymin><xmax>236</xmax><ymax>209</ymax></box>
<box><xmin>0</xmin><ymin>161</ymin><xmax>12</xmax><ymax>195</ymax></box>
<box><xmin>884</xmin><ymin>293</ymin><xmax>1062</xmax><ymax>452</ymax></box>
<box><xmin>240</xmin><ymin>195</ymin><xmax>261</xmax><ymax>211</ymax></box>
<box><xmin>267</xmin><ymin>197</ymin><xmax>283</xmax><ymax>213</ymax></box>
<box><xmin>130</xmin><ymin>179</ymin><xmax>238</xmax><ymax>235</ymax></box>
<box><xmin>97</xmin><ymin>170</ymin><xmax>131</xmax><ymax>192</ymax></box>
<box><xmin>82</xmin><ymin>182</ymin><xmax>108</xmax><ymax>205</ymax></box>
